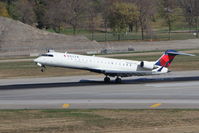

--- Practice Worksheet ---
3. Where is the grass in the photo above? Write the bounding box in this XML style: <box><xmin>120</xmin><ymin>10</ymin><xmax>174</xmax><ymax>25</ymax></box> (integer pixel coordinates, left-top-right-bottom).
<box><xmin>46</xmin><ymin>27</ymin><xmax>198</xmax><ymax>42</ymax></box>
<box><xmin>0</xmin><ymin>56</ymin><xmax>34</xmax><ymax>60</ymax></box>
<box><xmin>1</xmin><ymin>109</ymin><xmax>199</xmax><ymax>133</ymax></box>
<box><xmin>85</xmin><ymin>32</ymin><xmax>197</xmax><ymax>42</ymax></box>
<box><xmin>47</xmin><ymin>28</ymin><xmax>103</xmax><ymax>35</ymax></box>
<box><xmin>0</xmin><ymin>50</ymin><xmax>198</xmax><ymax>78</ymax></box>
<box><xmin>0</xmin><ymin>63</ymin><xmax>94</xmax><ymax>78</ymax></box>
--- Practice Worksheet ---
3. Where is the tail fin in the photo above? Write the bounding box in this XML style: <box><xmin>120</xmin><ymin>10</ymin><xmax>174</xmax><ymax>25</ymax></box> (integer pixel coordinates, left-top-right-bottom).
<box><xmin>155</xmin><ymin>50</ymin><xmax>195</xmax><ymax>67</ymax></box>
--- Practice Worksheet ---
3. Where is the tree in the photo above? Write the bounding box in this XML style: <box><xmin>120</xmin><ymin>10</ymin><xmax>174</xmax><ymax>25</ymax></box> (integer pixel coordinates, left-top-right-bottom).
<box><xmin>33</xmin><ymin>0</ymin><xmax>47</xmax><ymax>29</ymax></box>
<box><xmin>178</xmin><ymin>0</ymin><xmax>199</xmax><ymax>37</ymax></box>
<box><xmin>159</xmin><ymin>0</ymin><xmax>178</xmax><ymax>40</ymax></box>
<box><xmin>107</xmin><ymin>2</ymin><xmax>138</xmax><ymax>40</ymax></box>
<box><xmin>11</xmin><ymin>0</ymin><xmax>36</xmax><ymax>25</ymax></box>
<box><xmin>86</xmin><ymin>0</ymin><xmax>102</xmax><ymax>40</ymax></box>
<box><xmin>63</xmin><ymin>0</ymin><xmax>88</xmax><ymax>35</ymax></box>
<box><xmin>135</xmin><ymin>0</ymin><xmax>157</xmax><ymax>40</ymax></box>
<box><xmin>0</xmin><ymin>2</ymin><xmax>9</xmax><ymax>17</ymax></box>
<box><xmin>43</xmin><ymin>0</ymin><xmax>65</xmax><ymax>32</ymax></box>
<box><xmin>101</xmin><ymin>0</ymin><xmax>116</xmax><ymax>41</ymax></box>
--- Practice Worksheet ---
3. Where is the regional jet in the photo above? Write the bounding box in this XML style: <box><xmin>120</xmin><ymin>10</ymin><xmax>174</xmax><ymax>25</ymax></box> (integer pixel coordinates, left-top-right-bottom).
<box><xmin>34</xmin><ymin>50</ymin><xmax>194</xmax><ymax>83</ymax></box>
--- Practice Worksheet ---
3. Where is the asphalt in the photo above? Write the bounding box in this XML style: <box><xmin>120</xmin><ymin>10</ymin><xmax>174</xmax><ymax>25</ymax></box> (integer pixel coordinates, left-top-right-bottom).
<box><xmin>0</xmin><ymin>70</ymin><xmax>199</xmax><ymax>109</ymax></box>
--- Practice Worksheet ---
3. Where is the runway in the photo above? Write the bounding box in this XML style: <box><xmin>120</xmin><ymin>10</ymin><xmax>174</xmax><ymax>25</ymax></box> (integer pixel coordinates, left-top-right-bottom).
<box><xmin>0</xmin><ymin>70</ymin><xmax>199</xmax><ymax>109</ymax></box>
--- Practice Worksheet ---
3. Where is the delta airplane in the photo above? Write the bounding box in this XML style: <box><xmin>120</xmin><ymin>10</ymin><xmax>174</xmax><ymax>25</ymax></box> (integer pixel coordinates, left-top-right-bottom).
<box><xmin>34</xmin><ymin>50</ymin><xmax>195</xmax><ymax>83</ymax></box>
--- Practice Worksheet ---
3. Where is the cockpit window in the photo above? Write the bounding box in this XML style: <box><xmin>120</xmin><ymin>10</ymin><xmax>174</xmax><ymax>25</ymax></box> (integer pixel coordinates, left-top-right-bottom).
<box><xmin>41</xmin><ymin>54</ymin><xmax>54</xmax><ymax>57</ymax></box>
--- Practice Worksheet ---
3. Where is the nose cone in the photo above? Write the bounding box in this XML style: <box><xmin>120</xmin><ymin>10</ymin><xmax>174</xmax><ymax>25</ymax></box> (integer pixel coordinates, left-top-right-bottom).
<box><xmin>34</xmin><ymin>57</ymin><xmax>40</xmax><ymax>63</ymax></box>
<box><xmin>34</xmin><ymin>57</ymin><xmax>43</xmax><ymax>64</ymax></box>
<box><xmin>34</xmin><ymin>57</ymin><xmax>44</xmax><ymax>67</ymax></box>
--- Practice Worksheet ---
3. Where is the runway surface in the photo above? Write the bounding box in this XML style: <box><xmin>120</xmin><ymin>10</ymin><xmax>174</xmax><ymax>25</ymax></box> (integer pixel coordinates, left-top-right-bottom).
<box><xmin>0</xmin><ymin>70</ymin><xmax>199</xmax><ymax>109</ymax></box>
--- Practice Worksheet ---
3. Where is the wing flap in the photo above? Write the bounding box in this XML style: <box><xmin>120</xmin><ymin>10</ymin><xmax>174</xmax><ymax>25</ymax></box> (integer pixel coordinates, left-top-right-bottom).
<box><xmin>103</xmin><ymin>70</ymin><xmax>153</xmax><ymax>77</ymax></box>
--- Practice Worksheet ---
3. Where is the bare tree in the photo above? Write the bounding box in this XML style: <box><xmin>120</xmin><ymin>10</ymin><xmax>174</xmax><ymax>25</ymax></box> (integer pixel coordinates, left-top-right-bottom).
<box><xmin>87</xmin><ymin>0</ymin><xmax>102</xmax><ymax>40</ymax></box>
<box><xmin>43</xmin><ymin>0</ymin><xmax>65</xmax><ymax>32</ymax></box>
<box><xmin>63</xmin><ymin>0</ymin><xmax>88</xmax><ymax>35</ymax></box>
<box><xmin>178</xmin><ymin>0</ymin><xmax>199</xmax><ymax>37</ymax></box>
<box><xmin>134</xmin><ymin>0</ymin><xmax>157</xmax><ymax>40</ymax></box>
<box><xmin>12</xmin><ymin>0</ymin><xmax>36</xmax><ymax>25</ymax></box>
<box><xmin>159</xmin><ymin>0</ymin><xmax>178</xmax><ymax>40</ymax></box>
<box><xmin>101</xmin><ymin>0</ymin><xmax>115</xmax><ymax>41</ymax></box>
<box><xmin>42</xmin><ymin>0</ymin><xmax>99</xmax><ymax>34</ymax></box>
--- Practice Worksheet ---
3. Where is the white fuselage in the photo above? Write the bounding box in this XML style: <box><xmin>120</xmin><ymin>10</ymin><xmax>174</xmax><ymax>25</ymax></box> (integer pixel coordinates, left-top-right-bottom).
<box><xmin>34</xmin><ymin>51</ymin><xmax>168</xmax><ymax>77</ymax></box>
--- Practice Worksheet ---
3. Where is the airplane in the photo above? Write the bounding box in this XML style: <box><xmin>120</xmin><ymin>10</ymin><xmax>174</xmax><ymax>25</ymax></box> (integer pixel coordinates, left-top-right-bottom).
<box><xmin>34</xmin><ymin>49</ymin><xmax>195</xmax><ymax>83</ymax></box>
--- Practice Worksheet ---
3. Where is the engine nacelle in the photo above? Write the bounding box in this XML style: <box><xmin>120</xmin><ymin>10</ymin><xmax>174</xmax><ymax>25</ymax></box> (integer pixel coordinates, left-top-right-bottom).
<box><xmin>140</xmin><ymin>61</ymin><xmax>155</xmax><ymax>70</ymax></box>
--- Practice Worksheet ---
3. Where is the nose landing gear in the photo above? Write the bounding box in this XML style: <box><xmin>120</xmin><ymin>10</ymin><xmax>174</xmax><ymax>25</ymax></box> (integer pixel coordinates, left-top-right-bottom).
<box><xmin>36</xmin><ymin>63</ymin><xmax>46</xmax><ymax>72</ymax></box>
<box><xmin>41</xmin><ymin>65</ymin><xmax>46</xmax><ymax>72</ymax></box>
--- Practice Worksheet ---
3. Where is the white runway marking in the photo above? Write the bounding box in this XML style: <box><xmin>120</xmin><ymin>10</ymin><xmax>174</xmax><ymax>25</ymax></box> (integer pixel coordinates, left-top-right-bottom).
<box><xmin>146</xmin><ymin>81</ymin><xmax>199</xmax><ymax>88</ymax></box>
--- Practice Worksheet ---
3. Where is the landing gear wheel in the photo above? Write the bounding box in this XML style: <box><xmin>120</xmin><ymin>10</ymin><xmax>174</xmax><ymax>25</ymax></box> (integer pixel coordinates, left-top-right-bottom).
<box><xmin>104</xmin><ymin>77</ymin><xmax>110</xmax><ymax>83</ymax></box>
<box><xmin>41</xmin><ymin>66</ymin><xmax>46</xmax><ymax>72</ymax></box>
<box><xmin>115</xmin><ymin>77</ymin><xmax>122</xmax><ymax>83</ymax></box>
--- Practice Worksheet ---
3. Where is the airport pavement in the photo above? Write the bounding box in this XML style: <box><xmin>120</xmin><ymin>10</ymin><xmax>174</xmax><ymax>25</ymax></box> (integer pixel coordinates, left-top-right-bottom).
<box><xmin>0</xmin><ymin>70</ymin><xmax>199</xmax><ymax>109</ymax></box>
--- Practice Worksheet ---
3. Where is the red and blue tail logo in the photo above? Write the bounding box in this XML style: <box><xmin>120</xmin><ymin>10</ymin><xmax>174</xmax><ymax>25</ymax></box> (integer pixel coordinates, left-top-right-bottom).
<box><xmin>155</xmin><ymin>50</ymin><xmax>178</xmax><ymax>67</ymax></box>
<box><xmin>155</xmin><ymin>50</ymin><xmax>194</xmax><ymax>72</ymax></box>
<box><xmin>155</xmin><ymin>50</ymin><xmax>195</xmax><ymax>67</ymax></box>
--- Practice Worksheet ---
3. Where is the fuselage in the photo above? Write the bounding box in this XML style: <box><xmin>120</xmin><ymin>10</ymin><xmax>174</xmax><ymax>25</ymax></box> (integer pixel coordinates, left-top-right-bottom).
<box><xmin>34</xmin><ymin>51</ymin><xmax>168</xmax><ymax>77</ymax></box>
<box><xmin>34</xmin><ymin>49</ymin><xmax>194</xmax><ymax>83</ymax></box>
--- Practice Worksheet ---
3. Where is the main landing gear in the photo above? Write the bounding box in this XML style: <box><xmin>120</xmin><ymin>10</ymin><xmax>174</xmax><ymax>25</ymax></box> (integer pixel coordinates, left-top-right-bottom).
<box><xmin>104</xmin><ymin>76</ymin><xmax>110</xmax><ymax>83</ymax></box>
<box><xmin>115</xmin><ymin>77</ymin><xmax>122</xmax><ymax>83</ymax></box>
<box><xmin>104</xmin><ymin>76</ymin><xmax>122</xmax><ymax>83</ymax></box>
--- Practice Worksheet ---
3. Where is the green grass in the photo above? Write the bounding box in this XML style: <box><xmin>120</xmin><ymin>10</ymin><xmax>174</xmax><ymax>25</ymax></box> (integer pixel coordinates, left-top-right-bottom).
<box><xmin>0</xmin><ymin>56</ymin><xmax>34</xmax><ymax>60</ymax></box>
<box><xmin>1</xmin><ymin>109</ymin><xmax>199</xmax><ymax>133</ymax></box>
<box><xmin>0</xmin><ymin>62</ymin><xmax>35</xmax><ymax>69</ymax></box>
<box><xmin>46</xmin><ymin>27</ymin><xmax>198</xmax><ymax>42</ymax></box>
<box><xmin>85</xmin><ymin>32</ymin><xmax>197</xmax><ymax>42</ymax></box>
<box><xmin>47</xmin><ymin>28</ymin><xmax>103</xmax><ymax>35</ymax></box>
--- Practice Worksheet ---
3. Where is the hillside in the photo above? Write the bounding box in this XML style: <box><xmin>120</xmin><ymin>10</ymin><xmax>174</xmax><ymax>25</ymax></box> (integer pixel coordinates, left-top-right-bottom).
<box><xmin>0</xmin><ymin>17</ymin><xmax>100</xmax><ymax>56</ymax></box>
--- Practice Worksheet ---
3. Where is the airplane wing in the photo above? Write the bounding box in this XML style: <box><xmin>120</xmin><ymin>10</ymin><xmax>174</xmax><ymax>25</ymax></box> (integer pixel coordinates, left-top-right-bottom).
<box><xmin>103</xmin><ymin>70</ymin><xmax>153</xmax><ymax>77</ymax></box>
<box><xmin>89</xmin><ymin>68</ymin><xmax>153</xmax><ymax>77</ymax></box>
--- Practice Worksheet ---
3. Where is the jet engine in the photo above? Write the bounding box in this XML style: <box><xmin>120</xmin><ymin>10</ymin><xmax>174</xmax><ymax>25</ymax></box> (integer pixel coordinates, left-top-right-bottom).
<box><xmin>140</xmin><ymin>61</ymin><xmax>155</xmax><ymax>70</ymax></box>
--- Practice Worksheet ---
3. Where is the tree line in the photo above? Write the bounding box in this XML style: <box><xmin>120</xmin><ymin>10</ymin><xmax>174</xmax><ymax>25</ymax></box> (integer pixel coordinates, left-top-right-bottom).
<box><xmin>0</xmin><ymin>0</ymin><xmax>199</xmax><ymax>39</ymax></box>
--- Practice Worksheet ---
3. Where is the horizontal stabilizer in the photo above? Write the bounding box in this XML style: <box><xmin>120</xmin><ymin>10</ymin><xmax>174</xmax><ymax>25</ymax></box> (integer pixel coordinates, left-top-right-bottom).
<box><xmin>166</xmin><ymin>51</ymin><xmax>195</xmax><ymax>56</ymax></box>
